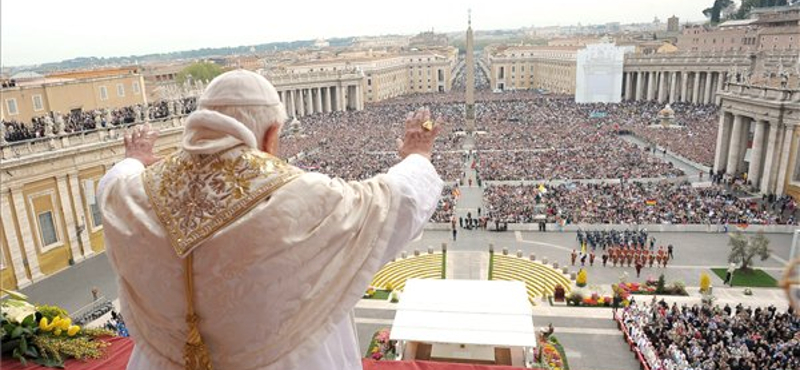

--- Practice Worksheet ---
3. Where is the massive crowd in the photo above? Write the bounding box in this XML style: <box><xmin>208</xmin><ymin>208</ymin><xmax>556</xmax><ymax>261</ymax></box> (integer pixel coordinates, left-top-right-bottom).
<box><xmin>483</xmin><ymin>181</ymin><xmax>794</xmax><ymax>225</ymax></box>
<box><xmin>472</xmin><ymin>97</ymin><xmax>688</xmax><ymax>180</ymax></box>
<box><xmin>286</xmin><ymin>100</ymin><xmax>467</xmax><ymax>182</ymax></box>
<box><xmin>614</xmin><ymin>101</ymin><xmax>718</xmax><ymax>167</ymax></box>
<box><xmin>622</xmin><ymin>301</ymin><xmax>798</xmax><ymax>370</ymax></box>
<box><xmin>1</xmin><ymin>98</ymin><xmax>197</xmax><ymax>143</ymax></box>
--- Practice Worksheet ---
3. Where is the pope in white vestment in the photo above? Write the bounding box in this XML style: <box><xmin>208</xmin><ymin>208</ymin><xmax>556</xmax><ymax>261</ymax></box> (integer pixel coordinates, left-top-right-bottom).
<box><xmin>99</xmin><ymin>70</ymin><xmax>443</xmax><ymax>370</ymax></box>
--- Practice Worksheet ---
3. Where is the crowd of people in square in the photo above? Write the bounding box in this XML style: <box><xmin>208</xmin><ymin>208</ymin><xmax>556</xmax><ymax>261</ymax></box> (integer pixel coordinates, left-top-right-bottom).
<box><xmin>483</xmin><ymin>181</ymin><xmax>795</xmax><ymax>225</ymax></box>
<box><xmin>472</xmin><ymin>97</ymin><xmax>688</xmax><ymax>180</ymax></box>
<box><xmin>622</xmin><ymin>300</ymin><xmax>798</xmax><ymax>370</ymax></box>
<box><xmin>614</xmin><ymin>101</ymin><xmax>719</xmax><ymax>167</ymax></box>
<box><xmin>1</xmin><ymin>97</ymin><xmax>197</xmax><ymax>143</ymax></box>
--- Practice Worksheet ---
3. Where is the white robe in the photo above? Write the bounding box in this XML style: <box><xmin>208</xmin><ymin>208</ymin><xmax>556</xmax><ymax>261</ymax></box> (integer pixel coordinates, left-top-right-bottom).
<box><xmin>99</xmin><ymin>120</ymin><xmax>442</xmax><ymax>369</ymax></box>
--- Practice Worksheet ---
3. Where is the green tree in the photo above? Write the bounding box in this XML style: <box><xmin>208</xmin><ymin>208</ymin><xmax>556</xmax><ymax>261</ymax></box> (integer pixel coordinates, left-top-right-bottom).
<box><xmin>704</xmin><ymin>0</ymin><xmax>735</xmax><ymax>24</ymax></box>
<box><xmin>177</xmin><ymin>62</ymin><xmax>223</xmax><ymax>85</ymax></box>
<box><xmin>727</xmin><ymin>231</ymin><xmax>772</xmax><ymax>271</ymax></box>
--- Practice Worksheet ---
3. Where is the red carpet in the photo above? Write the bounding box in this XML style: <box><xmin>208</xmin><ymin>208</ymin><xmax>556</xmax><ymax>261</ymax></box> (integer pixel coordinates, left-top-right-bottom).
<box><xmin>2</xmin><ymin>340</ymin><xmax>528</xmax><ymax>370</ymax></box>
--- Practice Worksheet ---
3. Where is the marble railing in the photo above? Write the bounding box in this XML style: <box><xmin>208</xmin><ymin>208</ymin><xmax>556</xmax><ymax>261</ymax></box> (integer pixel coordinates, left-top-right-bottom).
<box><xmin>722</xmin><ymin>82</ymin><xmax>800</xmax><ymax>102</ymax></box>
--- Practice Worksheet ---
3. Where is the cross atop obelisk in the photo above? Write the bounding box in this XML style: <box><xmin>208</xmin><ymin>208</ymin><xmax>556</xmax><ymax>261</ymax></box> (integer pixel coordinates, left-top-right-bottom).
<box><xmin>465</xmin><ymin>9</ymin><xmax>476</xmax><ymax>133</ymax></box>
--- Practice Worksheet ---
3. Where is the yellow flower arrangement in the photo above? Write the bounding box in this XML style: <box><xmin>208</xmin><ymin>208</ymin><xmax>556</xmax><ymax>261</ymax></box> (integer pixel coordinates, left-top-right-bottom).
<box><xmin>2</xmin><ymin>289</ymin><xmax>111</xmax><ymax>367</ymax></box>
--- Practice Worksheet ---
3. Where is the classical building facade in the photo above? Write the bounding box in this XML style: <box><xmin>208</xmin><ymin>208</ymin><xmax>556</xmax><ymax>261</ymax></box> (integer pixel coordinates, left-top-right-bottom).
<box><xmin>714</xmin><ymin>82</ymin><xmax>800</xmax><ymax>198</ymax></box>
<box><xmin>621</xmin><ymin>50</ymin><xmax>798</xmax><ymax>105</ymax></box>
<box><xmin>483</xmin><ymin>46</ymin><xmax>578</xmax><ymax>93</ymax></box>
<box><xmin>277</xmin><ymin>48</ymin><xmax>458</xmax><ymax>104</ymax></box>
<box><xmin>1</xmin><ymin>69</ymin><xmax>147</xmax><ymax>123</ymax></box>
<box><xmin>267</xmin><ymin>70</ymin><xmax>366</xmax><ymax>116</ymax></box>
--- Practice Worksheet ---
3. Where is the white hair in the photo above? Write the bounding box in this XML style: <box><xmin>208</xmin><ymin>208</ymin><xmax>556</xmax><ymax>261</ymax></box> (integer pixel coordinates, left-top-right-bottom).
<box><xmin>200</xmin><ymin>103</ymin><xmax>288</xmax><ymax>140</ymax></box>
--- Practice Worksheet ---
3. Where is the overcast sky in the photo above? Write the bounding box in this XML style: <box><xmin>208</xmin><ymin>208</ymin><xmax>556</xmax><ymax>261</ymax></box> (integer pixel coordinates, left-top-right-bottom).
<box><xmin>2</xmin><ymin>0</ymin><xmax>711</xmax><ymax>67</ymax></box>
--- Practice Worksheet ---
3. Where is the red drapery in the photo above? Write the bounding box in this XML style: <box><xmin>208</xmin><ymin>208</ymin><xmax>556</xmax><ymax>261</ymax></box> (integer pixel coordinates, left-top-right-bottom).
<box><xmin>0</xmin><ymin>337</ymin><xmax>134</xmax><ymax>370</ymax></box>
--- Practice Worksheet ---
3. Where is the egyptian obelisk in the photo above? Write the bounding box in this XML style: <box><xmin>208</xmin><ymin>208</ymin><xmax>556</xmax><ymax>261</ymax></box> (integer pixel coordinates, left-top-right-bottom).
<box><xmin>465</xmin><ymin>9</ymin><xmax>476</xmax><ymax>133</ymax></box>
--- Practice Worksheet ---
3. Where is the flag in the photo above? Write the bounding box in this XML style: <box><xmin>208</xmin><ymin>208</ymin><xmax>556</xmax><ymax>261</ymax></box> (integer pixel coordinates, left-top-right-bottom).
<box><xmin>538</xmin><ymin>184</ymin><xmax>547</xmax><ymax>194</ymax></box>
<box><xmin>645</xmin><ymin>199</ymin><xmax>657</xmax><ymax>206</ymax></box>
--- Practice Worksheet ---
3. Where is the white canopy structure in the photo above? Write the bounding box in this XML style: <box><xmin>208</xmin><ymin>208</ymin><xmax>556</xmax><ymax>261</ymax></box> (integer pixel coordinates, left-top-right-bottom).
<box><xmin>390</xmin><ymin>279</ymin><xmax>537</xmax><ymax>365</ymax></box>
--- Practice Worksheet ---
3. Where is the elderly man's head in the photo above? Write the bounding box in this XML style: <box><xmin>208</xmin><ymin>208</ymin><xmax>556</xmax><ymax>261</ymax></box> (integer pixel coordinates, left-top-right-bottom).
<box><xmin>198</xmin><ymin>70</ymin><xmax>287</xmax><ymax>152</ymax></box>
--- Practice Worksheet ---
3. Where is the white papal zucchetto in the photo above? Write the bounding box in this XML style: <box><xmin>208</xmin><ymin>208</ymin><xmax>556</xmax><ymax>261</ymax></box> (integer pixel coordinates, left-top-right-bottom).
<box><xmin>198</xmin><ymin>69</ymin><xmax>281</xmax><ymax>107</ymax></box>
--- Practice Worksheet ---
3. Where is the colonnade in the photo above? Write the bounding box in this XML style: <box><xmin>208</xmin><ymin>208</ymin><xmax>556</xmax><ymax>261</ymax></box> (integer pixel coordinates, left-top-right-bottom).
<box><xmin>276</xmin><ymin>84</ymin><xmax>363</xmax><ymax>118</ymax></box>
<box><xmin>713</xmin><ymin>111</ymin><xmax>796</xmax><ymax>196</ymax></box>
<box><xmin>623</xmin><ymin>70</ymin><xmax>726</xmax><ymax>105</ymax></box>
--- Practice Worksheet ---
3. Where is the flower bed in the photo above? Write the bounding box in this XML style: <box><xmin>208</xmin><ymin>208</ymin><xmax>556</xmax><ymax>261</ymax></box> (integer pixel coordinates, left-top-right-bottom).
<box><xmin>566</xmin><ymin>291</ymin><xmax>614</xmax><ymax>308</ymax></box>
<box><xmin>1</xmin><ymin>290</ymin><xmax>116</xmax><ymax>367</ymax></box>
<box><xmin>619</xmin><ymin>275</ymin><xmax>688</xmax><ymax>296</ymax></box>
<box><xmin>363</xmin><ymin>328</ymin><xmax>396</xmax><ymax>361</ymax></box>
<box><xmin>538</xmin><ymin>336</ymin><xmax>570</xmax><ymax>370</ymax></box>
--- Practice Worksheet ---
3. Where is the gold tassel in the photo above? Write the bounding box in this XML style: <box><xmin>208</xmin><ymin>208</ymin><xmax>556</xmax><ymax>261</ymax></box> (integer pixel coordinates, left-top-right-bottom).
<box><xmin>183</xmin><ymin>254</ymin><xmax>213</xmax><ymax>370</ymax></box>
<box><xmin>184</xmin><ymin>313</ymin><xmax>213</xmax><ymax>370</ymax></box>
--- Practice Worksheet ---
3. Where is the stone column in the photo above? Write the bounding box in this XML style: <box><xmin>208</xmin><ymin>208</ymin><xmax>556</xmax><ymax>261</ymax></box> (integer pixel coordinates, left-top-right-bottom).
<box><xmin>669</xmin><ymin>71</ymin><xmax>678</xmax><ymax>104</ymax></box>
<box><xmin>314</xmin><ymin>88</ymin><xmax>323</xmax><ymax>114</ymax></box>
<box><xmin>1</xmin><ymin>191</ymin><xmax>33</xmax><ymax>288</ymax></box>
<box><xmin>657</xmin><ymin>72</ymin><xmax>667</xmax><ymax>103</ymax></box>
<box><xmin>625</xmin><ymin>72</ymin><xmax>633</xmax><ymax>101</ymax></box>
<box><xmin>703</xmin><ymin>72</ymin><xmax>713</xmax><ymax>104</ymax></box>
<box><xmin>737</xmin><ymin>117</ymin><xmax>751</xmax><ymax>172</ymax></box>
<box><xmin>56</xmin><ymin>175</ymin><xmax>85</xmax><ymax>263</ymax></box>
<box><xmin>297</xmin><ymin>89</ymin><xmax>305</xmax><ymax>117</ymax></box>
<box><xmin>635</xmin><ymin>72</ymin><xmax>644</xmax><ymax>100</ymax></box>
<box><xmin>692</xmin><ymin>72</ymin><xmax>701</xmax><ymax>104</ymax></box>
<box><xmin>355</xmin><ymin>84</ymin><xmax>364</xmax><ymax>110</ymax></box>
<box><xmin>680</xmin><ymin>72</ymin><xmax>689</xmax><ymax>102</ymax></box>
<box><xmin>323</xmin><ymin>86</ymin><xmax>332</xmax><ymax>113</ymax></box>
<box><xmin>747</xmin><ymin>120</ymin><xmax>768</xmax><ymax>187</ymax></box>
<box><xmin>305</xmin><ymin>89</ymin><xmax>314</xmax><ymax>115</ymax></box>
<box><xmin>775</xmin><ymin>125</ymin><xmax>796</xmax><ymax>196</ymax></box>
<box><xmin>10</xmin><ymin>189</ymin><xmax>45</xmax><ymax>282</ymax></box>
<box><xmin>335</xmin><ymin>85</ymin><xmax>344</xmax><ymax>111</ymax></box>
<box><xmin>714</xmin><ymin>111</ymin><xmax>733</xmax><ymax>173</ymax></box>
<box><xmin>760</xmin><ymin>123</ymin><xmax>781</xmax><ymax>194</ymax></box>
<box><xmin>647</xmin><ymin>71</ymin><xmax>656</xmax><ymax>101</ymax></box>
<box><xmin>726</xmin><ymin>114</ymin><xmax>744</xmax><ymax>175</ymax></box>
<box><xmin>286</xmin><ymin>90</ymin><xmax>295</xmax><ymax>117</ymax></box>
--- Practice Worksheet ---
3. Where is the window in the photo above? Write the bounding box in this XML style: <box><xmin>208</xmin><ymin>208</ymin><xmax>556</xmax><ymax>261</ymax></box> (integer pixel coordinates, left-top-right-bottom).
<box><xmin>5</xmin><ymin>98</ymin><xmax>18</xmax><ymax>115</ymax></box>
<box><xmin>132</xmin><ymin>81</ymin><xmax>140</xmax><ymax>94</ymax></box>
<box><xmin>117</xmin><ymin>83</ymin><xmax>125</xmax><ymax>97</ymax></box>
<box><xmin>37</xmin><ymin>211</ymin><xmax>59</xmax><ymax>247</ymax></box>
<box><xmin>32</xmin><ymin>95</ymin><xmax>44</xmax><ymax>111</ymax></box>
<box><xmin>99</xmin><ymin>86</ymin><xmax>109</xmax><ymax>101</ymax></box>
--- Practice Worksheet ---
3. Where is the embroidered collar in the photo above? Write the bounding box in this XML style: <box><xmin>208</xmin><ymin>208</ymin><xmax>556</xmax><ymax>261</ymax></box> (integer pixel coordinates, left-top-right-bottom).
<box><xmin>143</xmin><ymin>146</ymin><xmax>302</xmax><ymax>258</ymax></box>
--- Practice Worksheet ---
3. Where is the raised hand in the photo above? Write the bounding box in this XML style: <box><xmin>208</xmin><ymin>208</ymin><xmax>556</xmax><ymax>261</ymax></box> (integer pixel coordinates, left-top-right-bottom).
<box><xmin>124</xmin><ymin>123</ymin><xmax>162</xmax><ymax>166</ymax></box>
<box><xmin>396</xmin><ymin>107</ymin><xmax>443</xmax><ymax>161</ymax></box>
